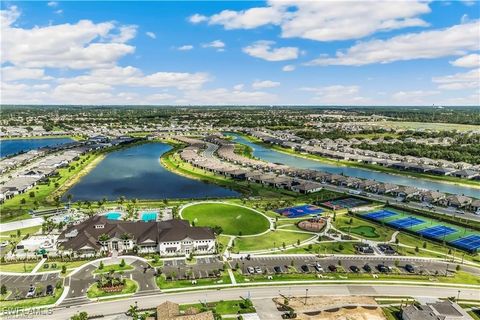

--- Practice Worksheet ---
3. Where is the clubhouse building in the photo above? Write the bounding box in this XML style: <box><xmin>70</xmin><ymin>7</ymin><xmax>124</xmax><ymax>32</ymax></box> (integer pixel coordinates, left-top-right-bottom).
<box><xmin>57</xmin><ymin>216</ymin><xmax>216</xmax><ymax>257</ymax></box>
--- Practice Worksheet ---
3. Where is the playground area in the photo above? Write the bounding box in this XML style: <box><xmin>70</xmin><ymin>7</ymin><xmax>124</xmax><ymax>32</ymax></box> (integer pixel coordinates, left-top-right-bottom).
<box><xmin>319</xmin><ymin>197</ymin><xmax>370</xmax><ymax>210</ymax></box>
<box><xmin>361</xmin><ymin>208</ymin><xmax>480</xmax><ymax>252</ymax></box>
<box><xmin>276</xmin><ymin>204</ymin><xmax>323</xmax><ymax>218</ymax></box>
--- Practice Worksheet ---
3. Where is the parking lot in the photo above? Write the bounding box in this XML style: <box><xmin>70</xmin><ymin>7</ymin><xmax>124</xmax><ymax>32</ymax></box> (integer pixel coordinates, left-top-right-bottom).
<box><xmin>230</xmin><ymin>255</ymin><xmax>452</xmax><ymax>276</ymax></box>
<box><xmin>161</xmin><ymin>256</ymin><xmax>224</xmax><ymax>279</ymax></box>
<box><xmin>0</xmin><ymin>272</ymin><xmax>61</xmax><ymax>299</ymax></box>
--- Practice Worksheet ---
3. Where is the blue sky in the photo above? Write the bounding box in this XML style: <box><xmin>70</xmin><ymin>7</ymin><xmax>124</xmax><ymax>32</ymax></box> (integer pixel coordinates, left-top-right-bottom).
<box><xmin>1</xmin><ymin>1</ymin><xmax>479</xmax><ymax>105</ymax></box>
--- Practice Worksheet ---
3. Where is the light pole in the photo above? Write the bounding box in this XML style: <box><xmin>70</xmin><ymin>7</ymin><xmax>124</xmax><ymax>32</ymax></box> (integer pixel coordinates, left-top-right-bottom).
<box><xmin>304</xmin><ymin>288</ymin><xmax>309</xmax><ymax>305</ymax></box>
<box><xmin>457</xmin><ymin>290</ymin><xmax>460</xmax><ymax>302</ymax></box>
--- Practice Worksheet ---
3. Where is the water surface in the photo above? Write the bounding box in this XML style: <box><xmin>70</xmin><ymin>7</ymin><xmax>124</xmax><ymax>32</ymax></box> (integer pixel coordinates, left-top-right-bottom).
<box><xmin>65</xmin><ymin>142</ymin><xmax>238</xmax><ymax>201</ymax></box>
<box><xmin>1</xmin><ymin>137</ymin><xmax>74</xmax><ymax>158</ymax></box>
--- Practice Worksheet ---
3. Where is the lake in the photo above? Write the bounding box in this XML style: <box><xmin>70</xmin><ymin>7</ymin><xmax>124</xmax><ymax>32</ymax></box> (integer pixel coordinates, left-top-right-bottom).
<box><xmin>65</xmin><ymin>142</ymin><xmax>238</xmax><ymax>201</ymax></box>
<box><xmin>0</xmin><ymin>137</ymin><xmax>74</xmax><ymax>158</ymax></box>
<box><xmin>227</xmin><ymin>133</ymin><xmax>479</xmax><ymax>198</ymax></box>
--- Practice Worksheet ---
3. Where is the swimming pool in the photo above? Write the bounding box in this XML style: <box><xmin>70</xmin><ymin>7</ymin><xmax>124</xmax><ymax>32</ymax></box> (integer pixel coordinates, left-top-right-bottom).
<box><xmin>141</xmin><ymin>212</ymin><xmax>157</xmax><ymax>222</ymax></box>
<box><xmin>105</xmin><ymin>212</ymin><xmax>122</xmax><ymax>220</ymax></box>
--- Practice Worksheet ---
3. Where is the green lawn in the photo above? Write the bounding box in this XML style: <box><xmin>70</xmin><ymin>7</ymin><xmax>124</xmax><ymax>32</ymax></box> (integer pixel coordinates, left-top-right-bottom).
<box><xmin>43</xmin><ymin>259</ymin><xmax>92</xmax><ymax>272</ymax></box>
<box><xmin>333</xmin><ymin>215</ymin><xmax>394</xmax><ymax>241</ymax></box>
<box><xmin>339</xmin><ymin>225</ymin><xmax>379</xmax><ymax>238</ymax></box>
<box><xmin>93</xmin><ymin>263</ymin><xmax>134</xmax><ymax>274</ymax></box>
<box><xmin>233</xmin><ymin>230</ymin><xmax>314</xmax><ymax>252</ymax></box>
<box><xmin>156</xmin><ymin>272</ymin><xmax>231</xmax><ymax>289</ymax></box>
<box><xmin>0</xmin><ymin>261</ymin><xmax>41</xmax><ymax>273</ymax></box>
<box><xmin>181</xmin><ymin>202</ymin><xmax>270</xmax><ymax>236</ymax></box>
<box><xmin>179</xmin><ymin>300</ymin><xmax>256</xmax><ymax>315</ymax></box>
<box><xmin>0</xmin><ymin>226</ymin><xmax>42</xmax><ymax>238</ymax></box>
<box><xmin>0</xmin><ymin>288</ymin><xmax>63</xmax><ymax>308</ymax></box>
<box><xmin>280</xmin><ymin>241</ymin><xmax>358</xmax><ymax>255</ymax></box>
<box><xmin>87</xmin><ymin>279</ymin><xmax>138</xmax><ymax>298</ymax></box>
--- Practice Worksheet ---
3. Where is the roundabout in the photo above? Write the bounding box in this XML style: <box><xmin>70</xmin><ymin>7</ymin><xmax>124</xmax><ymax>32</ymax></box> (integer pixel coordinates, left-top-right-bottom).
<box><xmin>180</xmin><ymin>202</ymin><xmax>271</xmax><ymax>236</ymax></box>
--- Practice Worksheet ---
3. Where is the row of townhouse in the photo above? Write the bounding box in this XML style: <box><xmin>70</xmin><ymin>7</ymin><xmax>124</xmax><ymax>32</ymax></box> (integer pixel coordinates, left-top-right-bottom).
<box><xmin>177</xmin><ymin>134</ymin><xmax>480</xmax><ymax>213</ymax></box>
<box><xmin>0</xmin><ymin>137</ymin><xmax>137</xmax><ymax>203</ymax></box>
<box><xmin>247</xmin><ymin>130</ymin><xmax>480</xmax><ymax>180</ymax></box>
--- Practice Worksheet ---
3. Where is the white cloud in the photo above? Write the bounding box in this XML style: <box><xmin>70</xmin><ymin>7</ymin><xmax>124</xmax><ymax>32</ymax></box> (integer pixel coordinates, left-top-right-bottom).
<box><xmin>450</xmin><ymin>53</ymin><xmax>480</xmax><ymax>68</ymax></box>
<box><xmin>202</xmin><ymin>40</ymin><xmax>225</xmax><ymax>49</ymax></box>
<box><xmin>233</xmin><ymin>84</ymin><xmax>245</xmax><ymax>90</ymax></box>
<box><xmin>1</xmin><ymin>6</ymin><xmax>136</xmax><ymax>70</ymax></box>
<box><xmin>189</xmin><ymin>13</ymin><xmax>208</xmax><ymax>24</ymax></box>
<box><xmin>55</xmin><ymin>9</ymin><xmax>63</xmax><ymax>15</ymax></box>
<box><xmin>432</xmin><ymin>68</ymin><xmax>480</xmax><ymax>90</ymax></box>
<box><xmin>57</xmin><ymin>66</ymin><xmax>210</xmax><ymax>90</ymax></box>
<box><xmin>392</xmin><ymin>90</ymin><xmax>439</xmax><ymax>103</ymax></box>
<box><xmin>193</xmin><ymin>1</ymin><xmax>430</xmax><ymax>41</ymax></box>
<box><xmin>47</xmin><ymin>1</ymin><xmax>58</xmax><ymax>7</ymax></box>
<box><xmin>282</xmin><ymin>65</ymin><xmax>295</xmax><ymax>72</ymax></box>
<box><xmin>308</xmin><ymin>21</ymin><xmax>480</xmax><ymax>66</ymax></box>
<box><xmin>1</xmin><ymin>67</ymin><xmax>49</xmax><ymax>81</ymax></box>
<box><xmin>301</xmin><ymin>85</ymin><xmax>370</xmax><ymax>104</ymax></box>
<box><xmin>146</xmin><ymin>31</ymin><xmax>156</xmax><ymax>39</ymax></box>
<box><xmin>181</xmin><ymin>88</ymin><xmax>277</xmax><ymax>105</ymax></box>
<box><xmin>177</xmin><ymin>45</ymin><xmax>194</xmax><ymax>51</ymax></box>
<box><xmin>243</xmin><ymin>41</ymin><xmax>298</xmax><ymax>61</ymax></box>
<box><xmin>252</xmin><ymin>80</ymin><xmax>280</xmax><ymax>89</ymax></box>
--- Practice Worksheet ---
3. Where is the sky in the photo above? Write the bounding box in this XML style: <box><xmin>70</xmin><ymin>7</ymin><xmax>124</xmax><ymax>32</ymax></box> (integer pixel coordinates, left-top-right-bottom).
<box><xmin>1</xmin><ymin>0</ymin><xmax>479</xmax><ymax>106</ymax></box>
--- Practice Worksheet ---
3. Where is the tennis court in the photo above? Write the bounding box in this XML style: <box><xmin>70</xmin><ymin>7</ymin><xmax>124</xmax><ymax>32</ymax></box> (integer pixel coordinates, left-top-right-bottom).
<box><xmin>386</xmin><ymin>217</ymin><xmax>425</xmax><ymax>229</ymax></box>
<box><xmin>276</xmin><ymin>204</ymin><xmax>323</xmax><ymax>218</ymax></box>
<box><xmin>320</xmin><ymin>197</ymin><xmax>369</xmax><ymax>210</ymax></box>
<box><xmin>418</xmin><ymin>225</ymin><xmax>457</xmax><ymax>239</ymax></box>
<box><xmin>451</xmin><ymin>235</ymin><xmax>480</xmax><ymax>252</ymax></box>
<box><xmin>364</xmin><ymin>210</ymin><xmax>397</xmax><ymax>220</ymax></box>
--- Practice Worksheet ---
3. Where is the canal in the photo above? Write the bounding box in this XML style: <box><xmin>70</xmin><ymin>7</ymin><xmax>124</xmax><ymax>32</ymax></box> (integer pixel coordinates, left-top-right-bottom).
<box><xmin>227</xmin><ymin>133</ymin><xmax>479</xmax><ymax>198</ymax></box>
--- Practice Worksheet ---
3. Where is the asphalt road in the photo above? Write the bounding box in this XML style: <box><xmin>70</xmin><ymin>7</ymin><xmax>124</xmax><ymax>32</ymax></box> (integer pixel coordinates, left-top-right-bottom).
<box><xmin>36</xmin><ymin>284</ymin><xmax>480</xmax><ymax>319</ymax></box>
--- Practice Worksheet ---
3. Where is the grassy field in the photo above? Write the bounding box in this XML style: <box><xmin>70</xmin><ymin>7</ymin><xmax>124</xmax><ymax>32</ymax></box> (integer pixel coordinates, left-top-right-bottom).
<box><xmin>179</xmin><ymin>300</ymin><xmax>256</xmax><ymax>315</ymax></box>
<box><xmin>181</xmin><ymin>202</ymin><xmax>270</xmax><ymax>236</ymax></box>
<box><xmin>86</xmin><ymin>279</ymin><xmax>138</xmax><ymax>298</ymax></box>
<box><xmin>232</xmin><ymin>230</ymin><xmax>314</xmax><ymax>252</ymax></box>
<box><xmin>333</xmin><ymin>215</ymin><xmax>394</xmax><ymax>241</ymax></box>
<box><xmin>280</xmin><ymin>241</ymin><xmax>359</xmax><ymax>255</ymax></box>
<box><xmin>93</xmin><ymin>263</ymin><xmax>134</xmax><ymax>274</ymax></box>
<box><xmin>0</xmin><ymin>288</ymin><xmax>64</xmax><ymax>308</ymax></box>
<box><xmin>0</xmin><ymin>261</ymin><xmax>41</xmax><ymax>273</ymax></box>
<box><xmin>0</xmin><ymin>225</ymin><xmax>41</xmax><ymax>238</ymax></box>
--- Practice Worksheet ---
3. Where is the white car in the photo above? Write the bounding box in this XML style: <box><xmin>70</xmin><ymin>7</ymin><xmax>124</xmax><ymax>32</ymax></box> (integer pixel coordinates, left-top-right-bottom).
<box><xmin>254</xmin><ymin>266</ymin><xmax>262</xmax><ymax>273</ymax></box>
<box><xmin>315</xmin><ymin>263</ymin><xmax>324</xmax><ymax>272</ymax></box>
<box><xmin>247</xmin><ymin>266</ymin><xmax>255</xmax><ymax>274</ymax></box>
<box><xmin>26</xmin><ymin>286</ymin><xmax>35</xmax><ymax>298</ymax></box>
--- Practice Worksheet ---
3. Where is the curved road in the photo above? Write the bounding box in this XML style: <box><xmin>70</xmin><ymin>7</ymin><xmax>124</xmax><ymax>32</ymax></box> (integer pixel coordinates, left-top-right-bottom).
<box><xmin>37</xmin><ymin>284</ymin><xmax>480</xmax><ymax>319</ymax></box>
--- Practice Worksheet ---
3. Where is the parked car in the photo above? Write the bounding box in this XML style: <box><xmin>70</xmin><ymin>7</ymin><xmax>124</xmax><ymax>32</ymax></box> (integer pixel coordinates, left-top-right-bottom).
<box><xmin>254</xmin><ymin>266</ymin><xmax>262</xmax><ymax>274</ymax></box>
<box><xmin>46</xmin><ymin>285</ymin><xmax>54</xmax><ymax>295</ymax></box>
<box><xmin>300</xmin><ymin>265</ymin><xmax>309</xmax><ymax>272</ymax></box>
<box><xmin>247</xmin><ymin>266</ymin><xmax>255</xmax><ymax>274</ymax></box>
<box><xmin>328</xmin><ymin>265</ymin><xmax>337</xmax><ymax>272</ymax></box>
<box><xmin>377</xmin><ymin>264</ymin><xmax>389</xmax><ymax>273</ymax></box>
<box><xmin>26</xmin><ymin>286</ymin><xmax>36</xmax><ymax>298</ymax></box>
<box><xmin>363</xmin><ymin>264</ymin><xmax>372</xmax><ymax>272</ymax></box>
<box><xmin>349</xmin><ymin>265</ymin><xmax>360</xmax><ymax>273</ymax></box>
<box><xmin>274</xmin><ymin>266</ymin><xmax>283</xmax><ymax>273</ymax></box>
<box><xmin>314</xmin><ymin>263</ymin><xmax>324</xmax><ymax>272</ymax></box>
<box><xmin>405</xmin><ymin>264</ymin><xmax>415</xmax><ymax>273</ymax></box>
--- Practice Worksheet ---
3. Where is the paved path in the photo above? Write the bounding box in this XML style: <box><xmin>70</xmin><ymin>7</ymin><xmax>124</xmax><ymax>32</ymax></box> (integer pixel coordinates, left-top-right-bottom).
<box><xmin>253</xmin><ymin>298</ymin><xmax>282</xmax><ymax>320</ymax></box>
<box><xmin>35</xmin><ymin>284</ymin><xmax>480</xmax><ymax>319</ymax></box>
<box><xmin>0</xmin><ymin>217</ymin><xmax>43</xmax><ymax>232</ymax></box>
<box><xmin>31</xmin><ymin>258</ymin><xmax>47</xmax><ymax>273</ymax></box>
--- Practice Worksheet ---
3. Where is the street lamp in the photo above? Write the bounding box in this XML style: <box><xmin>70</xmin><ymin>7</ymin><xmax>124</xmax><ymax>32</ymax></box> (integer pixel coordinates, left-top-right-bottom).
<box><xmin>304</xmin><ymin>288</ymin><xmax>309</xmax><ymax>305</ymax></box>
<box><xmin>457</xmin><ymin>290</ymin><xmax>461</xmax><ymax>302</ymax></box>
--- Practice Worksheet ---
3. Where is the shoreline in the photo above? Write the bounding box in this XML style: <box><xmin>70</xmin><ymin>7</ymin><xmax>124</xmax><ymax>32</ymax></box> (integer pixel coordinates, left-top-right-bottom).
<box><xmin>234</xmin><ymin>133</ymin><xmax>480</xmax><ymax>191</ymax></box>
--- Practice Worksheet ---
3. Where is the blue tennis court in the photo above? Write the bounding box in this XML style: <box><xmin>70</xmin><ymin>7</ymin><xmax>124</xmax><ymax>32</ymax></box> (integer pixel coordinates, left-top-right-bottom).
<box><xmin>387</xmin><ymin>217</ymin><xmax>424</xmax><ymax>229</ymax></box>
<box><xmin>451</xmin><ymin>235</ymin><xmax>480</xmax><ymax>252</ymax></box>
<box><xmin>364</xmin><ymin>210</ymin><xmax>397</xmax><ymax>221</ymax></box>
<box><xmin>276</xmin><ymin>205</ymin><xmax>323</xmax><ymax>218</ymax></box>
<box><xmin>419</xmin><ymin>225</ymin><xmax>457</xmax><ymax>239</ymax></box>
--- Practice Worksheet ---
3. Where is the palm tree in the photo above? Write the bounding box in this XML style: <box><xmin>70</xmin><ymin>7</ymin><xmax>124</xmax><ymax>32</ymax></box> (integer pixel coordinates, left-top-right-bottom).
<box><xmin>98</xmin><ymin>234</ymin><xmax>110</xmax><ymax>243</ymax></box>
<box><xmin>66</xmin><ymin>194</ymin><xmax>73</xmax><ymax>204</ymax></box>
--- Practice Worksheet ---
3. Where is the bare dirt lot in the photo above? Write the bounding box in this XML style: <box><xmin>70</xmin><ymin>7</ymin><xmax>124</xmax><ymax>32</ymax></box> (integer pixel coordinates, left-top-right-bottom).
<box><xmin>274</xmin><ymin>296</ymin><xmax>387</xmax><ymax>320</ymax></box>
